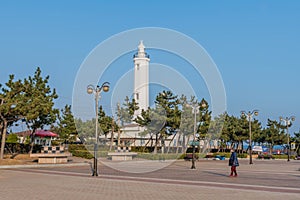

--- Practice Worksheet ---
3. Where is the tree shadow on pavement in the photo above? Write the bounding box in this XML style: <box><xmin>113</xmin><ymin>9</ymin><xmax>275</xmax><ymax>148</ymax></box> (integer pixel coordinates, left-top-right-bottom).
<box><xmin>203</xmin><ymin>170</ymin><xmax>229</xmax><ymax>177</ymax></box>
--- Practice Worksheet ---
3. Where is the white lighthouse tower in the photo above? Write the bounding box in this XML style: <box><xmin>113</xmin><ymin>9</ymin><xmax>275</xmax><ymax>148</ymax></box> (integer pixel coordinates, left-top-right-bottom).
<box><xmin>133</xmin><ymin>41</ymin><xmax>150</xmax><ymax>117</ymax></box>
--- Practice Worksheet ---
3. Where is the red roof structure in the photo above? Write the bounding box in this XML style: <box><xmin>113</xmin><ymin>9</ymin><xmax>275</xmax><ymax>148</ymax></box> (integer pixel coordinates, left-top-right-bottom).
<box><xmin>35</xmin><ymin>130</ymin><xmax>58</xmax><ymax>137</ymax></box>
<box><xmin>15</xmin><ymin>130</ymin><xmax>58</xmax><ymax>137</ymax></box>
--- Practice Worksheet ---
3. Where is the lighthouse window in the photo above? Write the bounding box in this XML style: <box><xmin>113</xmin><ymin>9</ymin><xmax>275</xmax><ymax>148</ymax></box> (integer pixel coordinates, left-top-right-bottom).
<box><xmin>136</xmin><ymin>64</ymin><xmax>140</xmax><ymax>70</ymax></box>
<box><xmin>136</xmin><ymin>93</ymin><xmax>139</xmax><ymax>100</ymax></box>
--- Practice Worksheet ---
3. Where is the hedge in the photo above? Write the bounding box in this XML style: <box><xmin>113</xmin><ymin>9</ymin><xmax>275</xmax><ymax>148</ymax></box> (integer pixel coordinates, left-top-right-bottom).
<box><xmin>136</xmin><ymin>153</ymin><xmax>182</xmax><ymax>160</ymax></box>
<box><xmin>68</xmin><ymin>144</ymin><xmax>111</xmax><ymax>159</ymax></box>
<box><xmin>68</xmin><ymin>144</ymin><xmax>93</xmax><ymax>159</ymax></box>
<box><xmin>4</xmin><ymin>143</ymin><xmax>42</xmax><ymax>154</ymax></box>
<box><xmin>211</xmin><ymin>152</ymin><xmax>247</xmax><ymax>158</ymax></box>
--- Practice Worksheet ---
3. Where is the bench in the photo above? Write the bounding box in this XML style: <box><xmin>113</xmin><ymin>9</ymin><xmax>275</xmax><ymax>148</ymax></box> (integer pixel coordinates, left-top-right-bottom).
<box><xmin>30</xmin><ymin>146</ymin><xmax>72</xmax><ymax>164</ymax></box>
<box><xmin>107</xmin><ymin>146</ymin><xmax>137</xmax><ymax>161</ymax></box>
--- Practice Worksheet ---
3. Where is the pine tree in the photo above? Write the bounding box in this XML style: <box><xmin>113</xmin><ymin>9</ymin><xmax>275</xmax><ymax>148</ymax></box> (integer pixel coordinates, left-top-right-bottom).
<box><xmin>98</xmin><ymin>106</ymin><xmax>118</xmax><ymax>145</ymax></box>
<box><xmin>0</xmin><ymin>75</ymin><xmax>24</xmax><ymax>159</ymax></box>
<box><xmin>21</xmin><ymin>67</ymin><xmax>58</xmax><ymax>152</ymax></box>
<box><xmin>56</xmin><ymin>105</ymin><xmax>78</xmax><ymax>143</ymax></box>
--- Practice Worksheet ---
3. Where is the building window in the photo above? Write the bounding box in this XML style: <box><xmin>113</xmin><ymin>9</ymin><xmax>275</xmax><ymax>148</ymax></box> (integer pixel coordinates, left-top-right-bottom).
<box><xmin>136</xmin><ymin>93</ymin><xmax>139</xmax><ymax>100</ymax></box>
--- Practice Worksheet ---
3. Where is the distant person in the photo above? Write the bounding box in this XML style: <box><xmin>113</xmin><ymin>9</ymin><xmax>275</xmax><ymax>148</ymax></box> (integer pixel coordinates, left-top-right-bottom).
<box><xmin>229</xmin><ymin>149</ymin><xmax>239</xmax><ymax>177</ymax></box>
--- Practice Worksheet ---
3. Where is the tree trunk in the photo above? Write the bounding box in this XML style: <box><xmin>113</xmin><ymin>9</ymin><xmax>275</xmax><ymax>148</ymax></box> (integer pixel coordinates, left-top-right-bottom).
<box><xmin>176</xmin><ymin>132</ymin><xmax>182</xmax><ymax>154</ymax></box>
<box><xmin>29</xmin><ymin>129</ymin><xmax>36</xmax><ymax>154</ymax></box>
<box><xmin>117</xmin><ymin>119</ymin><xmax>121</xmax><ymax>147</ymax></box>
<box><xmin>167</xmin><ymin>133</ymin><xmax>177</xmax><ymax>153</ymax></box>
<box><xmin>0</xmin><ymin>120</ymin><xmax>8</xmax><ymax>159</ymax></box>
<box><xmin>109</xmin><ymin>118</ymin><xmax>114</xmax><ymax>151</ymax></box>
<box><xmin>142</xmin><ymin>133</ymin><xmax>153</xmax><ymax>152</ymax></box>
<box><xmin>295</xmin><ymin>144</ymin><xmax>299</xmax><ymax>155</ymax></box>
<box><xmin>161</xmin><ymin>137</ymin><xmax>165</xmax><ymax>154</ymax></box>
<box><xmin>270</xmin><ymin>142</ymin><xmax>274</xmax><ymax>154</ymax></box>
<box><xmin>182</xmin><ymin>135</ymin><xmax>186</xmax><ymax>152</ymax></box>
<box><xmin>153</xmin><ymin>133</ymin><xmax>158</xmax><ymax>154</ymax></box>
<box><xmin>183</xmin><ymin>135</ymin><xmax>191</xmax><ymax>153</ymax></box>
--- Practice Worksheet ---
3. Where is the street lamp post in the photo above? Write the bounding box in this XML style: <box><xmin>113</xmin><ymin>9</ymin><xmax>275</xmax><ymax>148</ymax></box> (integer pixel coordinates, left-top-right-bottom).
<box><xmin>241</xmin><ymin>110</ymin><xmax>259</xmax><ymax>165</ymax></box>
<box><xmin>191</xmin><ymin>103</ymin><xmax>199</xmax><ymax>169</ymax></box>
<box><xmin>279</xmin><ymin>116</ymin><xmax>295</xmax><ymax>162</ymax></box>
<box><xmin>188</xmin><ymin>101</ymin><xmax>206</xmax><ymax>169</ymax></box>
<box><xmin>87</xmin><ymin>82</ymin><xmax>110</xmax><ymax>176</ymax></box>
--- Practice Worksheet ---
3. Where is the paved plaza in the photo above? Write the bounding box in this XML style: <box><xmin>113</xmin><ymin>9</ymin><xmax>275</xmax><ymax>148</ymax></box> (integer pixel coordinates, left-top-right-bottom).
<box><xmin>0</xmin><ymin>159</ymin><xmax>300</xmax><ymax>200</ymax></box>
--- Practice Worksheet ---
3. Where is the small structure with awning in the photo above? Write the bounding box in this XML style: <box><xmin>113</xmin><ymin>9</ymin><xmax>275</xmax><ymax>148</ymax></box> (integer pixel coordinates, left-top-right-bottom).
<box><xmin>34</xmin><ymin>130</ymin><xmax>58</xmax><ymax>146</ymax></box>
<box><xmin>15</xmin><ymin>130</ymin><xmax>59</xmax><ymax>146</ymax></box>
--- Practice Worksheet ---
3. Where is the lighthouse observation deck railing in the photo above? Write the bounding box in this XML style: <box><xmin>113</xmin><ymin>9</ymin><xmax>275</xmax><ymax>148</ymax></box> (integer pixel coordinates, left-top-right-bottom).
<box><xmin>133</xmin><ymin>52</ymin><xmax>150</xmax><ymax>58</ymax></box>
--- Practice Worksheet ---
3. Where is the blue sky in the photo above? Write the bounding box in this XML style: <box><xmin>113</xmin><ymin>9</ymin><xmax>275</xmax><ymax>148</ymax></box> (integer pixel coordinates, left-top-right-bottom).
<box><xmin>1</xmin><ymin>1</ymin><xmax>300</xmax><ymax>133</ymax></box>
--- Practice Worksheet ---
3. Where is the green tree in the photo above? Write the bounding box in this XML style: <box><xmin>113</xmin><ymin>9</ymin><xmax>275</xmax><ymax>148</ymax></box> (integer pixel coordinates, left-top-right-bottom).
<box><xmin>98</xmin><ymin>106</ymin><xmax>117</xmax><ymax>140</ymax></box>
<box><xmin>291</xmin><ymin>131</ymin><xmax>300</xmax><ymax>155</ymax></box>
<box><xmin>239</xmin><ymin>115</ymin><xmax>261</xmax><ymax>153</ymax></box>
<box><xmin>220</xmin><ymin>113</ymin><xmax>262</xmax><ymax>153</ymax></box>
<box><xmin>75</xmin><ymin>118</ymin><xmax>95</xmax><ymax>143</ymax></box>
<box><xmin>221</xmin><ymin>115</ymin><xmax>242</xmax><ymax>149</ymax></box>
<box><xmin>0</xmin><ymin>75</ymin><xmax>24</xmax><ymax>159</ymax></box>
<box><xmin>6</xmin><ymin>133</ymin><xmax>18</xmax><ymax>143</ymax></box>
<box><xmin>260</xmin><ymin>119</ymin><xmax>285</xmax><ymax>153</ymax></box>
<box><xmin>178</xmin><ymin>95</ymin><xmax>194</xmax><ymax>153</ymax></box>
<box><xmin>197</xmin><ymin>98</ymin><xmax>211</xmax><ymax>140</ymax></box>
<box><xmin>97</xmin><ymin>106</ymin><xmax>119</xmax><ymax>151</ymax></box>
<box><xmin>209</xmin><ymin>113</ymin><xmax>227</xmax><ymax>152</ymax></box>
<box><xmin>154</xmin><ymin>91</ymin><xmax>181</xmax><ymax>153</ymax></box>
<box><xmin>21</xmin><ymin>67</ymin><xmax>58</xmax><ymax>152</ymax></box>
<box><xmin>135</xmin><ymin>105</ymin><xmax>166</xmax><ymax>153</ymax></box>
<box><xmin>135</xmin><ymin>91</ymin><xmax>181</xmax><ymax>154</ymax></box>
<box><xmin>117</xmin><ymin>96</ymin><xmax>139</xmax><ymax>126</ymax></box>
<box><xmin>178</xmin><ymin>96</ymin><xmax>211</xmax><ymax>153</ymax></box>
<box><xmin>56</xmin><ymin>104</ymin><xmax>78</xmax><ymax>143</ymax></box>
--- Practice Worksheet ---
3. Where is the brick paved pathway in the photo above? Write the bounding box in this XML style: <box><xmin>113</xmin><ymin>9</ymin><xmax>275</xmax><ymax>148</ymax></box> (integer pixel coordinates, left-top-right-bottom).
<box><xmin>1</xmin><ymin>159</ymin><xmax>299</xmax><ymax>200</ymax></box>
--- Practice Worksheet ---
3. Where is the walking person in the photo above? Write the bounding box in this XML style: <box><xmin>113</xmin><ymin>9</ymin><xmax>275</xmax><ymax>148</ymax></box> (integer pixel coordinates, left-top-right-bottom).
<box><xmin>229</xmin><ymin>149</ymin><xmax>239</xmax><ymax>177</ymax></box>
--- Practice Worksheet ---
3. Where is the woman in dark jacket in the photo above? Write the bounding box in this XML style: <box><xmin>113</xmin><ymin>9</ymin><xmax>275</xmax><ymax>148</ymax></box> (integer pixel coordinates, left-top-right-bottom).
<box><xmin>229</xmin><ymin>149</ymin><xmax>239</xmax><ymax>177</ymax></box>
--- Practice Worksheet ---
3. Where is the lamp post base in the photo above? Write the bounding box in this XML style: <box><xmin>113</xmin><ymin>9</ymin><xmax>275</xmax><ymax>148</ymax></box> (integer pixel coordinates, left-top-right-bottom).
<box><xmin>92</xmin><ymin>143</ymin><xmax>98</xmax><ymax>176</ymax></box>
<box><xmin>92</xmin><ymin>157</ymin><xmax>98</xmax><ymax>176</ymax></box>
<box><xmin>191</xmin><ymin>145</ymin><xmax>196</xmax><ymax>169</ymax></box>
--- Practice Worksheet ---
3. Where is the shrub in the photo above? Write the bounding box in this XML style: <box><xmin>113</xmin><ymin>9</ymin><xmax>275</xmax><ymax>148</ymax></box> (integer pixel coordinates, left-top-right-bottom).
<box><xmin>6</xmin><ymin>134</ymin><xmax>18</xmax><ymax>143</ymax></box>
<box><xmin>238</xmin><ymin>153</ymin><xmax>248</xmax><ymax>158</ymax></box>
<box><xmin>4</xmin><ymin>143</ymin><xmax>42</xmax><ymax>154</ymax></box>
<box><xmin>51</xmin><ymin>140</ymin><xmax>60</xmax><ymax>146</ymax></box>
<box><xmin>136</xmin><ymin>153</ymin><xmax>181</xmax><ymax>160</ymax></box>
<box><xmin>212</xmin><ymin>152</ymin><xmax>231</xmax><ymax>158</ymax></box>
<box><xmin>212</xmin><ymin>152</ymin><xmax>247</xmax><ymax>159</ymax></box>
<box><xmin>257</xmin><ymin>154</ymin><xmax>274</xmax><ymax>159</ymax></box>
<box><xmin>272</xmin><ymin>154</ymin><xmax>288</xmax><ymax>159</ymax></box>
<box><xmin>68</xmin><ymin>144</ymin><xmax>110</xmax><ymax>159</ymax></box>
<box><xmin>68</xmin><ymin>144</ymin><xmax>93</xmax><ymax>159</ymax></box>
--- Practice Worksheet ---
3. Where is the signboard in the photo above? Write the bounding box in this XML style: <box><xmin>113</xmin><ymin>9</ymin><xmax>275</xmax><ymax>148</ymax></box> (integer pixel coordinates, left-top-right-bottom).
<box><xmin>252</xmin><ymin>146</ymin><xmax>263</xmax><ymax>152</ymax></box>
<box><xmin>291</xmin><ymin>143</ymin><xmax>296</xmax><ymax>150</ymax></box>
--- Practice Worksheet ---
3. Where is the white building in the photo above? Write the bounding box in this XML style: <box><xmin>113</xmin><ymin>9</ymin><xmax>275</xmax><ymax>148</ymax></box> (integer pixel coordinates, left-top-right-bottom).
<box><xmin>113</xmin><ymin>42</ymin><xmax>182</xmax><ymax>152</ymax></box>
<box><xmin>133</xmin><ymin>41</ymin><xmax>150</xmax><ymax>118</ymax></box>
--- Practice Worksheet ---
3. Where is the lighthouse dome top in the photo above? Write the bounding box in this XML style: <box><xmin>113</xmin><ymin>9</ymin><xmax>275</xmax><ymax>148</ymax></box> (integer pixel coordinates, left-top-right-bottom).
<box><xmin>138</xmin><ymin>40</ymin><xmax>145</xmax><ymax>52</ymax></box>
<box><xmin>133</xmin><ymin>40</ymin><xmax>150</xmax><ymax>59</ymax></box>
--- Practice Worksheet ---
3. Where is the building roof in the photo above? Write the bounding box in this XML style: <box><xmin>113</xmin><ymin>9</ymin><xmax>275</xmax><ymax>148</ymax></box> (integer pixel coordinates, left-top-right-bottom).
<box><xmin>15</xmin><ymin>130</ymin><xmax>58</xmax><ymax>137</ymax></box>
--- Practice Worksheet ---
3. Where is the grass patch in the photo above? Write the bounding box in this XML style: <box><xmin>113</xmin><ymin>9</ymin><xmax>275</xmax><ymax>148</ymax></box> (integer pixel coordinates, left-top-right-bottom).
<box><xmin>0</xmin><ymin>154</ymin><xmax>36</xmax><ymax>165</ymax></box>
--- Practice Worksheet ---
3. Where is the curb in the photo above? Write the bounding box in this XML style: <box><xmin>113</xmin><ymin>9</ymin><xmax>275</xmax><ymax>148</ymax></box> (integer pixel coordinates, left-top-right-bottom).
<box><xmin>0</xmin><ymin>162</ymin><xmax>90</xmax><ymax>169</ymax></box>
